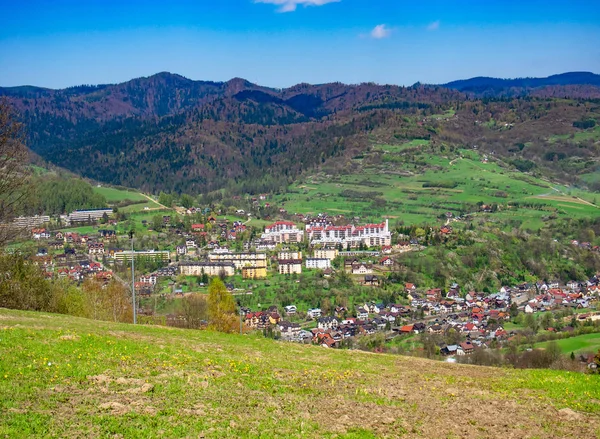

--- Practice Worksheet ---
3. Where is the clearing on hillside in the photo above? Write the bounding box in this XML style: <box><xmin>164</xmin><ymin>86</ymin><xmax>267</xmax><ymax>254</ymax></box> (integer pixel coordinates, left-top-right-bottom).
<box><xmin>0</xmin><ymin>309</ymin><xmax>599</xmax><ymax>438</ymax></box>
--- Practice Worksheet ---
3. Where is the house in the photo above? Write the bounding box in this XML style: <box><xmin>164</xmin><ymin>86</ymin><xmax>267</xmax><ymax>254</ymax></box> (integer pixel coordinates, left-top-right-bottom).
<box><xmin>405</xmin><ymin>283</ymin><xmax>416</xmax><ymax>292</ymax></box>
<box><xmin>351</xmin><ymin>262</ymin><xmax>373</xmax><ymax>275</ymax></box>
<box><xmin>399</xmin><ymin>325</ymin><xmax>414</xmax><ymax>334</ymax></box>
<box><xmin>176</xmin><ymin>245</ymin><xmax>187</xmax><ymax>255</ymax></box>
<box><xmin>441</xmin><ymin>345</ymin><xmax>458</xmax><ymax>356</ymax></box>
<box><xmin>318</xmin><ymin>316</ymin><xmax>339</xmax><ymax>330</ymax></box>
<box><xmin>179</xmin><ymin>262</ymin><xmax>235</xmax><ymax>277</ymax></box>
<box><xmin>459</xmin><ymin>341</ymin><xmax>474</xmax><ymax>355</ymax></box>
<box><xmin>428</xmin><ymin>324</ymin><xmax>443</xmax><ymax>334</ymax></box>
<box><xmin>32</xmin><ymin>228</ymin><xmax>50</xmax><ymax>240</ymax></box>
<box><xmin>355</xmin><ymin>305</ymin><xmax>369</xmax><ymax>320</ymax></box>
<box><xmin>364</xmin><ymin>275</ymin><xmax>379</xmax><ymax>286</ymax></box>
<box><xmin>284</xmin><ymin>305</ymin><xmax>297</xmax><ymax>315</ymax></box>
<box><xmin>140</xmin><ymin>274</ymin><xmax>158</xmax><ymax>285</ymax></box>
<box><xmin>98</xmin><ymin>230</ymin><xmax>116</xmax><ymax>240</ymax></box>
<box><xmin>268</xmin><ymin>312</ymin><xmax>281</xmax><ymax>325</ymax></box>
<box><xmin>379</xmin><ymin>256</ymin><xmax>394</xmax><ymax>267</ymax></box>
<box><xmin>278</xmin><ymin>321</ymin><xmax>301</xmax><ymax>339</ymax></box>
<box><xmin>191</xmin><ymin>224</ymin><xmax>205</xmax><ymax>232</ymax></box>
<box><xmin>307</xmin><ymin>308</ymin><xmax>322</xmax><ymax>319</ymax></box>
<box><xmin>88</xmin><ymin>242</ymin><xmax>105</xmax><ymax>255</ymax></box>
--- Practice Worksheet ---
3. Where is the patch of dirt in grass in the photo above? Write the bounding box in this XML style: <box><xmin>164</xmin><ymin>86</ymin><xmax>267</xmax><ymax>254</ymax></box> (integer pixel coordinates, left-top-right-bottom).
<box><xmin>59</xmin><ymin>334</ymin><xmax>80</xmax><ymax>341</ymax></box>
<box><xmin>314</xmin><ymin>397</ymin><xmax>407</xmax><ymax>435</ymax></box>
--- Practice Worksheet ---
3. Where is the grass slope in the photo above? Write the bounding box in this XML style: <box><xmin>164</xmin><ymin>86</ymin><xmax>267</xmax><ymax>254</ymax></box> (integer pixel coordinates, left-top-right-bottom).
<box><xmin>536</xmin><ymin>333</ymin><xmax>600</xmax><ymax>355</ymax></box>
<box><xmin>279</xmin><ymin>147</ymin><xmax>599</xmax><ymax>227</ymax></box>
<box><xmin>1</xmin><ymin>309</ymin><xmax>599</xmax><ymax>438</ymax></box>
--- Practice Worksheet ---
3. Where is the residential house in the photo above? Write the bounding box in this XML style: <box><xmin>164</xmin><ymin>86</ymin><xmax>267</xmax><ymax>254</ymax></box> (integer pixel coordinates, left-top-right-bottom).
<box><xmin>284</xmin><ymin>305</ymin><xmax>297</xmax><ymax>315</ymax></box>
<box><xmin>379</xmin><ymin>256</ymin><xmax>394</xmax><ymax>267</ymax></box>
<box><xmin>318</xmin><ymin>316</ymin><xmax>339</xmax><ymax>330</ymax></box>
<box><xmin>278</xmin><ymin>321</ymin><xmax>301</xmax><ymax>339</ymax></box>
<box><xmin>364</xmin><ymin>275</ymin><xmax>379</xmax><ymax>286</ymax></box>
<box><xmin>351</xmin><ymin>262</ymin><xmax>373</xmax><ymax>275</ymax></box>
<box><xmin>355</xmin><ymin>305</ymin><xmax>369</xmax><ymax>320</ymax></box>
<box><xmin>459</xmin><ymin>341</ymin><xmax>474</xmax><ymax>355</ymax></box>
<box><xmin>307</xmin><ymin>308</ymin><xmax>322</xmax><ymax>319</ymax></box>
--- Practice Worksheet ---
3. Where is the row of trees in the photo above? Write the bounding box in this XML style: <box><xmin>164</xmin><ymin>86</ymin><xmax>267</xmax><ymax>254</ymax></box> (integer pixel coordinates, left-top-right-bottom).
<box><xmin>0</xmin><ymin>253</ymin><xmax>133</xmax><ymax>322</ymax></box>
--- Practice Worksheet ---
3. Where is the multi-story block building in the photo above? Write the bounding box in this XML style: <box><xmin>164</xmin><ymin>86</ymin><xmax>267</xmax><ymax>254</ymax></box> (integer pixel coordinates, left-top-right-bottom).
<box><xmin>306</xmin><ymin>220</ymin><xmax>391</xmax><ymax>248</ymax></box>
<box><xmin>261</xmin><ymin>221</ymin><xmax>304</xmax><ymax>244</ymax></box>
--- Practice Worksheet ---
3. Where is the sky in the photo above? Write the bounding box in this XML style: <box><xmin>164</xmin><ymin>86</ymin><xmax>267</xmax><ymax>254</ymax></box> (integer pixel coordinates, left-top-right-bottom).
<box><xmin>0</xmin><ymin>0</ymin><xmax>599</xmax><ymax>89</ymax></box>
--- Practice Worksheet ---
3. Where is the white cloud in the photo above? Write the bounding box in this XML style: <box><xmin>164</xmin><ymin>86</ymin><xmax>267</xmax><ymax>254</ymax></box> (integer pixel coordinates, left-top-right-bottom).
<box><xmin>427</xmin><ymin>20</ymin><xmax>440</xmax><ymax>31</ymax></box>
<box><xmin>370</xmin><ymin>24</ymin><xmax>391</xmax><ymax>39</ymax></box>
<box><xmin>254</xmin><ymin>0</ymin><xmax>340</xmax><ymax>13</ymax></box>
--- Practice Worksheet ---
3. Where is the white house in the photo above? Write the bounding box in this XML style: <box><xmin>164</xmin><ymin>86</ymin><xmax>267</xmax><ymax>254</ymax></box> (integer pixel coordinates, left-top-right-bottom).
<box><xmin>284</xmin><ymin>305</ymin><xmax>297</xmax><ymax>315</ymax></box>
<box><xmin>307</xmin><ymin>308</ymin><xmax>322</xmax><ymax>319</ymax></box>
<box><xmin>317</xmin><ymin>316</ymin><xmax>339</xmax><ymax>330</ymax></box>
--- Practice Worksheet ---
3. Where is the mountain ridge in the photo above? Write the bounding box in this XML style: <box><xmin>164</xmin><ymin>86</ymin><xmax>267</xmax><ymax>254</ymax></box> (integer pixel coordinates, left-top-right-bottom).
<box><xmin>2</xmin><ymin>71</ymin><xmax>600</xmax><ymax>195</ymax></box>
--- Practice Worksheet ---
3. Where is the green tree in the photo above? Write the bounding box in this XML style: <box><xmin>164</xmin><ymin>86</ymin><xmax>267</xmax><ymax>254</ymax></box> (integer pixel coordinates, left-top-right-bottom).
<box><xmin>207</xmin><ymin>278</ymin><xmax>237</xmax><ymax>333</ymax></box>
<box><xmin>0</xmin><ymin>98</ymin><xmax>29</xmax><ymax>247</ymax></box>
<box><xmin>180</xmin><ymin>193</ymin><xmax>195</xmax><ymax>209</ymax></box>
<box><xmin>151</xmin><ymin>215</ymin><xmax>163</xmax><ymax>231</ymax></box>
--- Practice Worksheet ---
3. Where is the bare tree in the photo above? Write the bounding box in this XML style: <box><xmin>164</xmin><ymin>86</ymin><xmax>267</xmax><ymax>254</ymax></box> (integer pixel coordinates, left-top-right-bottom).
<box><xmin>0</xmin><ymin>98</ymin><xmax>29</xmax><ymax>247</ymax></box>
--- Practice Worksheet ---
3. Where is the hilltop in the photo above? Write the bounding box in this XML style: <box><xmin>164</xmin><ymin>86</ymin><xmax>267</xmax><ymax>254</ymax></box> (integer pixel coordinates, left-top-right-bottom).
<box><xmin>1</xmin><ymin>308</ymin><xmax>599</xmax><ymax>438</ymax></box>
<box><xmin>441</xmin><ymin>72</ymin><xmax>600</xmax><ymax>97</ymax></box>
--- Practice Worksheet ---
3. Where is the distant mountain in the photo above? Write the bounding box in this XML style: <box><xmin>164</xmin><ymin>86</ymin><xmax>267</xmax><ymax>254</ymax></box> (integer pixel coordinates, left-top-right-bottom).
<box><xmin>0</xmin><ymin>72</ymin><xmax>461</xmax><ymax>194</ymax></box>
<box><xmin>440</xmin><ymin>72</ymin><xmax>600</xmax><ymax>97</ymax></box>
<box><xmin>3</xmin><ymin>71</ymin><xmax>600</xmax><ymax>196</ymax></box>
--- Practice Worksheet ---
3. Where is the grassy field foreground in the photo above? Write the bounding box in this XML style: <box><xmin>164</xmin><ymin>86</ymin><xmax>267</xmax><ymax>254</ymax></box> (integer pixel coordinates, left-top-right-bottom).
<box><xmin>1</xmin><ymin>309</ymin><xmax>599</xmax><ymax>438</ymax></box>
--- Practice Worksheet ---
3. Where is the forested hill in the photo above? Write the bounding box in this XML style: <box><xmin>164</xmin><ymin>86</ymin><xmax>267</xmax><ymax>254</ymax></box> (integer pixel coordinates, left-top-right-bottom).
<box><xmin>440</xmin><ymin>72</ymin><xmax>600</xmax><ymax>97</ymax></box>
<box><xmin>2</xmin><ymin>71</ymin><xmax>600</xmax><ymax>195</ymax></box>
<box><xmin>0</xmin><ymin>73</ymin><xmax>463</xmax><ymax>194</ymax></box>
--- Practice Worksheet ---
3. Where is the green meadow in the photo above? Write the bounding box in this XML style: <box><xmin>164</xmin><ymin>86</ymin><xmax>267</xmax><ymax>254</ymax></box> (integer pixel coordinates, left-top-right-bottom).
<box><xmin>277</xmin><ymin>145</ymin><xmax>599</xmax><ymax>227</ymax></box>
<box><xmin>1</xmin><ymin>309</ymin><xmax>599</xmax><ymax>438</ymax></box>
<box><xmin>536</xmin><ymin>333</ymin><xmax>600</xmax><ymax>355</ymax></box>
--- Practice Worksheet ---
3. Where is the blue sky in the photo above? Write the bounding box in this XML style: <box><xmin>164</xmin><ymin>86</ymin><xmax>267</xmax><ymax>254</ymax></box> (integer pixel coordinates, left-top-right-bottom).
<box><xmin>1</xmin><ymin>0</ymin><xmax>599</xmax><ymax>88</ymax></box>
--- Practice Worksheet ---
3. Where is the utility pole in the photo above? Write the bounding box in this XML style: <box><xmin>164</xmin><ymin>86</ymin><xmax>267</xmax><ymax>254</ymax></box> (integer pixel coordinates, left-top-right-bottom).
<box><xmin>129</xmin><ymin>230</ymin><xmax>136</xmax><ymax>324</ymax></box>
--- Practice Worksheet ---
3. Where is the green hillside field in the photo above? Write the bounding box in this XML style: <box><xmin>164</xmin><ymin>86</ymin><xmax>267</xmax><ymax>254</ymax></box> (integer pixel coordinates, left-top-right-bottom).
<box><xmin>278</xmin><ymin>146</ymin><xmax>599</xmax><ymax>228</ymax></box>
<box><xmin>536</xmin><ymin>333</ymin><xmax>600</xmax><ymax>355</ymax></box>
<box><xmin>1</xmin><ymin>309</ymin><xmax>599</xmax><ymax>438</ymax></box>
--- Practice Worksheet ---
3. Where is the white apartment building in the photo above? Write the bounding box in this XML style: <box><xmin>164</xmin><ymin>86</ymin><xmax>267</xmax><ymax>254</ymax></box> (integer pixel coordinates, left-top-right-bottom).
<box><xmin>305</xmin><ymin>258</ymin><xmax>331</xmax><ymax>270</ymax></box>
<box><xmin>278</xmin><ymin>250</ymin><xmax>302</xmax><ymax>260</ymax></box>
<box><xmin>208</xmin><ymin>252</ymin><xmax>267</xmax><ymax>269</ymax></box>
<box><xmin>306</xmin><ymin>220</ymin><xmax>391</xmax><ymax>248</ymax></box>
<box><xmin>113</xmin><ymin>250</ymin><xmax>170</xmax><ymax>262</ymax></box>
<box><xmin>313</xmin><ymin>248</ymin><xmax>339</xmax><ymax>260</ymax></box>
<box><xmin>261</xmin><ymin>221</ymin><xmax>304</xmax><ymax>244</ymax></box>
<box><xmin>179</xmin><ymin>262</ymin><xmax>235</xmax><ymax>277</ymax></box>
<box><xmin>278</xmin><ymin>259</ymin><xmax>302</xmax><ymax>275</ymax></box>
